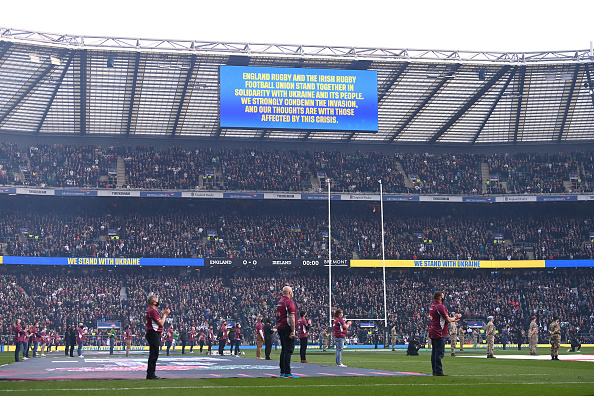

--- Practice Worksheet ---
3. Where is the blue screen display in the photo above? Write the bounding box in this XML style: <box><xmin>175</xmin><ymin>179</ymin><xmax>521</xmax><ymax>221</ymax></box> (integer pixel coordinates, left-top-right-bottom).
<box><xmin>220</xmin><ymin>66</ymin><xmax>378</xmax><ymax>132</ymax></box>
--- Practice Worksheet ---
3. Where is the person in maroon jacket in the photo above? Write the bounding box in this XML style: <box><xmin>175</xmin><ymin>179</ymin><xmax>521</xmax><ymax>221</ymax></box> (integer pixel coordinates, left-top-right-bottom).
<box><xmin>145</xmin><ymin>294</ymin><xmax>170</xmax><ymax>380</ymax></box>
<box><xmin>77</xmin><ymin>323</ymin><xmax>87</xmax><ymax>358</ymax></box>
<box><xmin>218</xmin><ymin>319</ymin><xmax>228</xmax><ymax>356</ymax></box>
<box><xmin>207</xmin><ymin>325</ymin><xmax>214</xmax><ymax>355</ymax></box>
<box><xmin>189</xmin><ymin>326</ymin><xmax>197</xmax><ymax>353</ymax></box>
<box><xmin>277</xmin><ymin>286</ymin><xmax>297</xmax><ymax>378</ymax></box>
<box><xmin>197</xmin><ymin>328</ymin><xmax>205</xmax><ymax>354</ymax></box>
<box><xmin>333</xmin><ymin>309</ymin><xmax>351</xmax><ymax>367</ymax></box>
<box><xmin>13</xmin><ymin>319</ymin><xmax>25</xmax><ymax>362</ymax></box>
<box><xmin>30</xmin><ymin>322</ymin><xmax>41</xmax><ymax>358</ymax></box>
<box><xmin>429</xmin><ymin>291</ymin><xmax>460</xmax><ymax>376</ymax></box>
<box><xmin>298</xmin><ymin>311</ymin><xmax>312</xmax><ymax>363</ymax></box>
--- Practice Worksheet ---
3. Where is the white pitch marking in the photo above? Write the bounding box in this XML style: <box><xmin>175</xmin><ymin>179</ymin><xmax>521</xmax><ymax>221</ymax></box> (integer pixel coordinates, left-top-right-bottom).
<box><xmin>2</xmin><ymin>382</ymin><xmax>594</xmax><ymax>392</ymax></box>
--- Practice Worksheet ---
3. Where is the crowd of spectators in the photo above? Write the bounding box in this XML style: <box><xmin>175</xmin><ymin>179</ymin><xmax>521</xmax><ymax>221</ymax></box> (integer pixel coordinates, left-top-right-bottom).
<box><xmin>486</xmin><ymin>152</ymin><xmax>575</xmax><ymax>194</ymax></box>
<box><xmin>3</xmin><ymin>198</ymin><xmax>594</xmax><ymax>261</ymax></box>
<box><xmin>1</xmin><ymin>266</ymin><xmax>592</xmax><ymax>349</ymax></box>
<box><xmin>27</xmin><ymin>144</ymin><xmax>119</xmax><ymax>188</ymax></box>
<box><xmin>0</xmin><ymin>141</ymin><xmax>25</xmax><ymax>185</ymax></box>
<box><xmin>123</xmin><ymin>146</ymin><xmax>213</xmax><ymax>190</ymax></box>
<box><xmin>0</xmin><ymin>142</ymin><xmax>593</xmax><ymax>350</ymax></box>
<box><xmin>398</xmin><ymin>152</ymin><xmax>482</xmax><ymax>194</ymax></box>
<box><xmin>3</xmin><ymin>141</ymin><xmax>594</xmax><ymax>194</ymax></box>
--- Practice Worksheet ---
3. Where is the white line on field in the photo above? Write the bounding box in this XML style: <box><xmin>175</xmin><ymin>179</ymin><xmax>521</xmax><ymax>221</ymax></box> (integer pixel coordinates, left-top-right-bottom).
<box><xmin>2</xmin><ymin>381</ymin><xmax>594</xmax><ymax>392</ymax></box>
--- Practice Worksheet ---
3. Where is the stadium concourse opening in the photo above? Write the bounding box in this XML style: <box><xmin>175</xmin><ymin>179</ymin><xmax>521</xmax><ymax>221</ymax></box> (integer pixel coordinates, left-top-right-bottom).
<box><xmin>0</xmin><ymin>352</ymin><xmax>424</xmax><ymax>381</ymax></box>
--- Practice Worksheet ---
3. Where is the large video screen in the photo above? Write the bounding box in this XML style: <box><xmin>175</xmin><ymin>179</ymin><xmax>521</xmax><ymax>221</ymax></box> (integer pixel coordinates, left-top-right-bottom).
<box><xmin>220</xmin><ymin>66</ymin><xmax>378</xmax><ymax>132</ymax></box>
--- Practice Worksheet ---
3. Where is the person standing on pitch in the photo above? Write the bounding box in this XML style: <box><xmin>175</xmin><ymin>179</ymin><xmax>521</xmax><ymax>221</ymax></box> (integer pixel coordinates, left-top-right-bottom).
<box><xmin>391</xmin><ymin>325</ymin><xmax>398</xmax><ymax>351</ymax></box>
<box><xmin>449</xmin><ymin>314</ymin><xmax>458</xmax><ymax>357</ymax></box>
<box><xmin>233</xmin><ymin>323</ymin><xmax>242</xmax><ymax>356</ymax></box>
<box><xmin>68</xmin><ymin>325</ymin><xmax>76</xmax><ymax>357</ymax></box>
<box><xmin>255</xmin><ymin>316</ymin><xmax>264</xmax><ymax>359</ymax></box>
<box><xmin>277</xmin><ymin>285</ymin><xmax>298</xmax><ymax>378</ymax></box>
<box><xmin>165</xmin><ymin>326</ymin><xmax>174</xmax><ymax>356</ymax></box>
<box><xmin>197</xmin><ymin>329</ymin><xmax>204</xmax><ymax>354</ymax></box>
<box><xmin>501</xmin><ymin>327</ymin><xmax>508</xmax><ymax>350</ymax></box>
<box><xmin>63</xmin><ymin>325</ymin><xmax>70</xmax><ymax>357</ymax></box>
<box><xmin>528</xmin><ymin>316</ymin><xmax>539</xmax><ymax>356</ymax></box>
<box><xmin>39</xmin><ymin>326</ymin><xmax>48</xmax><ymax>357</ymax></box>
<box><xmin>189</xmin><ymin>327</ymin><xmax>197</xmax><ymax>353</ymax></box>
<box><xmin>429</xmin><ymin>291</ymin><xmax>460</xmax><ymax>376</ymax></box>
<box><xmin>516</xmin><ymin>326</ymin><xmax>524</xmax><ymax>351</ymax></box>
<box><xmin>486</xmin><ymin>316</ymin><xmax>496</xmax><ymax>358</ymax></box>
<box><xmin>458</xmin><ymin>324</ymin><xmax>465</xmax><ymax>352</ymax></box>
<box><xmin>30</xmin><ymin>322</ymin><xmax>40</xmax><ymax>358</ymax></box>
<box><xmin>228</xmin><ymin>324</ymin><xmax>235</xmax><ymax>356</ymax></box>
<box><xmin>549</xmin><ymin>316</ymin><xmax>561</xmax><ymax>360</ymax></box>
<box><xmin>333</xmin><ymin>308</ymin><xmax>352</xmax><ymax>367</ymax></box>
<box><xmin>124</xmin><ymin>324</ymin><xmax>132</xmax><ymax>357</ymax></box>
<box><xmin>13</xmin><ymin>319</ymin><xmax>25</xmax><ymax>362</ymax></box>
<box><xmin>108</xmin><ymin>324</ymin><xmax>116</xmax><ymax>355</ymax></box>
<box><xmin>263</xmin><ymin>318</ymin><xmax>275</xmax><ymax>360</ymax></box>
<box><xmin>180</xmin><ymin>325</ymin><xmax>188</xmax><ymax>354</ymax></box>
<box><xmin>218</xmin><ymin>320</ymin><xmax>228</xmax><ymax>356</ymax></box>
<box><xmin>145</xmin><ymin>294</ymin><xmax>170</xmax><ymax>380</ymax></box>
<box><xmin>207</xmin><ymin>325</ymin><xmax>214</xmax><ymax>355</ymax></box>
<box><xmin>472</xmin><ymin>327</ymin><xmax>478</xmax><ymax>348</ymax></box>
<box><xmin>77</xmin><ymin>323</ymin><xmax>87</xmax><ymax>358</ymax></box>
<box><xmin>298</xmin><ymin>311</ymin><xmax>311</xmax><ymax>363</ymax></box>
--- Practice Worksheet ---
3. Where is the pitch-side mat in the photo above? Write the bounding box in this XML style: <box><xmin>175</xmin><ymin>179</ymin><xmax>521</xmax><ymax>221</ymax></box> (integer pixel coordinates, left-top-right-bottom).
<box><xmin>458</xmin><ymin>354</ymin><xmax>594</xmax><ymax>362</ymax></box>
<box><xmin>0</xmin><ymin>354</ymin><xmax>426</xmax><ymax>381</ymax></box>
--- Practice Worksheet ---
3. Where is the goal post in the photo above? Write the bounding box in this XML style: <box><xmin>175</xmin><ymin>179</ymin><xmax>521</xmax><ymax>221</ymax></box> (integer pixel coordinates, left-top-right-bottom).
<box><xmin>327</xmin><ymin>179</ymin><xmax>389</xmax><ymax>333</ymax></box>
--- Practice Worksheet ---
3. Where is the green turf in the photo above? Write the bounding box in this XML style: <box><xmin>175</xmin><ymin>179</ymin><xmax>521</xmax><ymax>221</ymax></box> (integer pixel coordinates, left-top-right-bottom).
<box><xmin>0</xmin><ymin>347</ymin><xmax>592</xmax><ymax>395</ymax></box>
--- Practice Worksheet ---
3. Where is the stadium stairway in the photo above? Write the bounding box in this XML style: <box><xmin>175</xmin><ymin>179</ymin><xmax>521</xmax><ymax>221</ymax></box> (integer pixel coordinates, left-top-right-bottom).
<box><xmin>481</xmin><ymin>161</ymin><xmax>490</xmax><ymax>192</ymax></box>
<box><xmin>395</xmin><ymin>161</ymin><xmax>414</xmax><ymax>190</ymax></box>
<box><xmin>311</xmin><ymin>175</ymin><xmax>320</xmax><ymax>191</ymax></box>
<box><xmin>120</xmin><ymin>285</ymin><xmax>128</xmax><ymax>303</ymax></box>
<box><xmin>116</xmin><ymin>156</ymin><xmax>126</xmax><ymax>187</ymax></box>
<box><xmin>563</xmin><ymin>180</ymin><xmax>573</xmax><ymax>192</ymax></box>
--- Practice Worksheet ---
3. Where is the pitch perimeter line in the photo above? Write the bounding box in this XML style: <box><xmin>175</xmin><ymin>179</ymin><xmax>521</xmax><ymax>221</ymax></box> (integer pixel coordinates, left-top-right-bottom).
<box><xmin>2</xmin><ymin>381</ymin><xmax>594</xmax><ymax>392</ymax></box>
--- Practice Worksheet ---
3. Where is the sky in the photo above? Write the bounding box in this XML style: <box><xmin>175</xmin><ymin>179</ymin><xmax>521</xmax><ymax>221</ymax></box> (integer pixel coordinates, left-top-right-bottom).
<box><xmin>0</xmin><ymin>0</ymin><xmax>593</xmax><ymax>53</ymax></box>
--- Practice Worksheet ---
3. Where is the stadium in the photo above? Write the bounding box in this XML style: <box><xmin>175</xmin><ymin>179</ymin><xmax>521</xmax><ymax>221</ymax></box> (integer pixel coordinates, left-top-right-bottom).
<box><xmin>0</xmin><ymin>18</ymin><xmax>593</xmax><ymax>396</ymax></box>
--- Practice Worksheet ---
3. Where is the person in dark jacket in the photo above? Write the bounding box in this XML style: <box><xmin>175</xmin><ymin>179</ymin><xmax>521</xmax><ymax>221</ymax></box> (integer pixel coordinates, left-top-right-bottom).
<box><xmin>406</xmin><ymin>337</ymin><xmax>421</xmax><ymax>356</ymax></box>
<box><xmin>64</xmin><ymin>326</ymin><xmax>70</xmax><ymax>357</ymax></box>
<box><xmin>180</xmin><ymin>326</ymin><xmax>188</xmax><ymax>354</ymax></box>
<box><xmin>68</xmin><ymin>325</ymin><xmax>76</xmax><ymax>357</ymax></box>
<box><xmin>516</xmin><ymin>327</ymin><xmax>524</xmax><ymax>351</ymax></box>
<box><xmin>263</xmin><ymin>318</ymin><xmax>276</xmax><ymax>360</ymax></box>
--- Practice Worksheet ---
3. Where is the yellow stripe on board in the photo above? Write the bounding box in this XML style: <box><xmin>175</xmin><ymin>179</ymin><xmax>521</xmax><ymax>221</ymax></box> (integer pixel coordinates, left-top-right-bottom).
<box><xmin>350</xmin><ymin>260</ymin><xmax>545</xmax><ymax>269</ymax></box>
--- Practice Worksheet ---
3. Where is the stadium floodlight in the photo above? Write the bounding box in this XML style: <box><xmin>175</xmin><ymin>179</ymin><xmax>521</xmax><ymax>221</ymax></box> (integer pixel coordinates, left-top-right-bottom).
<box><xmin>50</xmin><ymin>56</ymin><xmax>61</xmax><ymax>65</ymax></box>
<box><xmin>29</xmin><ymin>54</ymin><xmax>41</xmax><ymax>63</ymax></box>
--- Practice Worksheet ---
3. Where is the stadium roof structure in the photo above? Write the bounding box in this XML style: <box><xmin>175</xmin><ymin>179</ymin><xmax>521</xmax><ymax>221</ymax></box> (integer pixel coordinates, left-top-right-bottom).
<box><xmin>1</xmin><ymin>27</ymin><xmax>594</xmax><ymax>145</ymax></box>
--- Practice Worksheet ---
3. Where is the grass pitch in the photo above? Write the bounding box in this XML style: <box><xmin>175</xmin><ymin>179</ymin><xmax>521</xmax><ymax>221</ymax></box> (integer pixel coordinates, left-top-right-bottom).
<box><xmin>0</xmin><ymin>347</ymin><xmax>592</xmax><ymax>395</ymax></box>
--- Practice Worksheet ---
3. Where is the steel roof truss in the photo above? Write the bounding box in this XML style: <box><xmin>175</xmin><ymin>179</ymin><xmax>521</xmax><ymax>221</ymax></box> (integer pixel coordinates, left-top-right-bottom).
<box><xmin>429</xmin><ymin>65</ymin><xmax>512</xmax><ymax>143</ymax></box>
